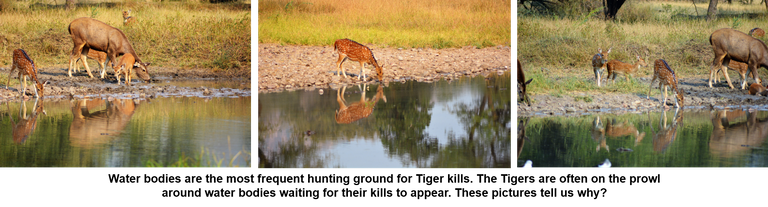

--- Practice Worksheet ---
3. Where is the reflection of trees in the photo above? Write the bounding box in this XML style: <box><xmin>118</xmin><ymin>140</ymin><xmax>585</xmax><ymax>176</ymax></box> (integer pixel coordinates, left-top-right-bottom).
<box><xmin>376</xmin><ymin>81</ymin><xmax>436</xmax><ymax>167</ymax></box>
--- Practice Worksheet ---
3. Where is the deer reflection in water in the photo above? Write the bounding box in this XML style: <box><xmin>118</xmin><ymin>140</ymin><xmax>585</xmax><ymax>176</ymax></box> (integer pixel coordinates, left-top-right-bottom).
<box><xmin>335</xmin><ymin>84</ymin><xmax>386</xmax><ymax>124</ymax></box>
<box><xmin>517</xmin><ymin>117</ymin><xmax>530</xmax><ymax>157</ymax></box>
<box><xmin>69</xmin><ymin>98</ymin><xmax>140</xmax><ymax>148</ymax></box>
<box><xmin>649</xmin><ymin>109</ymin><xmax>683</xmax><ymax>153</ymax></box>
<box><xmin>591</xmin><ymin>116</ymin><xmax>609</xmax><ymax>152</ymax></box>
<box><xmin>710</xmin><ymin>109</ymin><xmax>768</xmax><ymax>158</ymax></box>
<box><xmin>8</xmin><ymin>98</ymin><xmax>45</xmax><ymax>144</ymax></box>
<box><xmin>605</xmin><ymin>119</ymin><xmax>645</xmax><ymax>147</ymax></box>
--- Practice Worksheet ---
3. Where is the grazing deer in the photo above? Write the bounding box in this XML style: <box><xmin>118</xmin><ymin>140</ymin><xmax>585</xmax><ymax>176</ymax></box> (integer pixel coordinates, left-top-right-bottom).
<box><xmin>517</xmin><ymin>60</ymin><xmax>533</xmax><ymax>106</ymax></box>
<box><xmin>649</xmin><ymin>109</ymin><xmax>682</xmax><ymax>153</ymax></box>
<box><xmin>8</xmin><ymin>99</ymin><xmax>45</xmax><ymax>144</ymax></box>
<box><xmin>605</xmin><ymin>55</ymin><xmax>648</xmax><ymax>84</ymax></box>
<box><xmin>7</xmin><ymin>49</ymin><xmax>49</xmax><ymax>98</ymax></box>
<box><xmin>333</xmin><ymin>39</ymin><xmax>384</xmax><ymax>82</ymax></box>
<box><xmin>67</xmin><ymin>17</ymin><xmax>151</xmax><ymax>81</ymax></box>
<box><xmin>709</xmin><ymin>28</ymin><xmax>768</xmax><ymax>89</ymax></box>
<box><xmin>335</xmin><ymin>84</ymin><xmax>387</xmax><ymax>124</ymax></box>
<box><xmin>591</xmin><ymin>48</ymin><xmax>611</xmax><ymax>87</ymax></box>
<box><xmin>647</xmin><ymin>59</ymin><xmax>684</xmax><ymax>108</ymax></box>
<box><xmin>74</xmin><ymin>50</ymin><xmax>109</xmax><ymax>78</ymax></box>
<box><xmin>749</xmin><ymin>28</ymin><xmax>765</xmax><ymax>38</ymax></box>
<box><xmin>748</xmin><ymin>83</ymin><xmax>768</xmax><ymax>95</ymax></box>
<box><xmin>112</xmin><ymin>54</ymin><xmax>145</xmax><ymax>86</ymax></box>
<box><xmin>123</xmin><ymin>10</ymin><xmax>136</xmax><ymax>26</ymax></box>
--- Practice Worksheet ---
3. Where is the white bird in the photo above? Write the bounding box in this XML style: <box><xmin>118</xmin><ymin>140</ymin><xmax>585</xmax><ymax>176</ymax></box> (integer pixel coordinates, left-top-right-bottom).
<box><xmin>598</xmin><ymin>159</ymin><xmax>611</xmax><ymax>168</ymax></box>
<box><xmin>522</xmin><ymin>160</ymin><xmax>532</xmax><ymax>168</ymax></box>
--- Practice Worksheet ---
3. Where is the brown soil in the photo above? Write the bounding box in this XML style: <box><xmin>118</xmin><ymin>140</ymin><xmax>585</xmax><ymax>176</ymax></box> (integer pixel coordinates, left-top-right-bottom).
<box><xmin>518</xmin><ymin>76</ymin><xmax>768</xmax><ymax>117</ymax></box>
<box><xmin>0</xmin><ymin>66</ymin><xmax>251</xmax><ymax>101</ymax></box>
<box><xmin>258</xmin><ymin>43</ymin><xmax>512</xmax><ymax>93</ymax></box>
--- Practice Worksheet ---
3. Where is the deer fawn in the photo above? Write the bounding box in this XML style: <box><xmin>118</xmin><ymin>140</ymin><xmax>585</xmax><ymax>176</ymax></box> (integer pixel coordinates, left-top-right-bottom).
<box><xmin>333</xmin><ymin>39</ymin><xmax>384</xmax><ymax>82</ymax></box>
<box><xmin>750</xmin><ymin>28</ymin><xmax>765</xmax><ymax>38</ymax></box>
<box><xmin>647</xmin><ymin>59</ymin><xmax>684</xmax><ymax>108</ymax></box>
<box><xmin>591</xmin><ymin>48</ymin><xmax>611</xmax><ymax>87</ymax></box>
<box><xmin>74</xmin><ymin>50</ymin><xmax>109</xmax><ymax>78</ymax></box>
<box><xmin>605</xmin><ymin>55</ymin><xmax>648</xmax><ymax>84</ymax></box>
<box><xmin>7</xmin><ymin>49</ymin><xmax>49</xmax><ymax>98</ymax></box>
<box><xmin>713</xmin><ymin>61</ymin><xmax>755</xmax><ymax>86</ymax></box>
<box><xmin>123</xmin><ymin>10</ymin><xmax>136</xmax><ymax>26</ymax></box>
<box><xmin>749</xmin><ymin>83</ymin><xmax>768</xmax><ymax>95</ymax></box>
<box><xmin>8</xmin><ymin>99</ymin><xmax>45</xmax><ymax>144</ymax></box>
<box><xmin>112</xmin><ymin>54</ymin><xmax>143</xmax><ymax>86</ymax></box>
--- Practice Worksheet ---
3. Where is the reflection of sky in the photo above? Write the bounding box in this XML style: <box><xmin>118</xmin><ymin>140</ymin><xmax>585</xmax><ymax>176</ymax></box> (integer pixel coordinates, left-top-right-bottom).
<box><xmin>427</xmin><ymin>86</ymin><xmax>479</xmax><ymax>145</ymax></box>
<box><xmin>330</xmin><ymin>135</ymin><xmax>414</xmax><ymax>168</ymax></box>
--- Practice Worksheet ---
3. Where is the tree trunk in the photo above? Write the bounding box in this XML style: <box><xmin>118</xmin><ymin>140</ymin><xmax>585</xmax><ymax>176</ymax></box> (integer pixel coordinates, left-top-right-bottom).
<box><xmin>604</xmin><ymin>0</ymin><xmax>628</xmax><ymax>20</ymax></box>
<box><xmin>66</xmin><ymin>0</ymin><xmax>75</xmax><ymax>10</ymax></box>
<box><xmin>707</xmin><ymin>0</ymin><xmax>718</xmax><ymax>22</ymax></box>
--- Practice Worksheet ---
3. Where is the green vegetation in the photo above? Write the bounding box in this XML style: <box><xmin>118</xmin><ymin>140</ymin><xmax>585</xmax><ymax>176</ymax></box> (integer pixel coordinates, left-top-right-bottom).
<box><xmin>0</xmin><ymin>1</ymin><xmax>250</xmax><ymax>73</ymax></box>
<box><xmin>146</xmin><ymin>145</ymin><xmax>251</xmax><ymax>167</ymax></box>
<box><xmin>518</xmin><ymin>1</ymin><xmax>768</xmax><ymax>96</ymax></box>
<box><xmin>259</xmin><ymin>0</ymin><xmax>510</xmax><ymax>48</ymax></box>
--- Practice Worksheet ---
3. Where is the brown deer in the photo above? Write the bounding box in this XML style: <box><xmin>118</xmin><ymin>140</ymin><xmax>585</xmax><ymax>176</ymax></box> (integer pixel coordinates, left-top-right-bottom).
<box><xmin>67</xmin><ymin>17</ymin><xmax>151</xmax><ymax>82</ymax></box>
<box><xmin>123</xmin><ymin>10</ymin><xmax>136</xmax><ymax>26</ymax></box>
<box><xmin>649</xmin><ymin>109</ymin><xmax>683</xmax><ymax>153</ymax></box>
<box><xmin>605</xmin><ymin>119</ymin><xmax>646</xmax><ymax>146</ymax></box>
<box><xmin>335</xmin><ymin>84</ymin><xmax>387</xmax><ymax>124</ymax></box>
<box><xmin>748</xmin><ymin>83</ymin><xmax>768</xmax><ymax>95</ymax></box>
<box><xmin>713</xmin><ymin>61</ymin><xmax>754</xmax><ymax>86</ymax></box>
<box><xmin>517</xmin><ymin>60</ymin><xmax>532</xmax><ymax>106</ymax></box>
<box><xmin>647</xmin><ymin>59</ymin><xmax>684</xmax><ymax>108</ymax></box>
<box><xmin>7</xmin><ymin>49</ymin><xmax>49</xmax><ymax>98</ymax></box>
<box><xmin>8</xmin><ymin>99</ymin><xmax>45</xmax><ymax>144</ymax></box>
<box><xmin>709</xmin><ymin>109</ymin><xmax>768</xmax><ymax>158</ymax></box>
<box><xmin>591</xmin><ymin>48</ymin><xmax>611</xmax><ymax>87</ymax></box>
<box><xmin>73</xmin><ymin>49</ymin><xmax>109</xmax><ymax>78</ymax></box>
<box><xmin>333</xmin><ymin>39</ymin><xmax>384</xmax><ymax>82</ymax></box>
<box><xmin>605</xmin><ymin>55</ymin><xmax>648</xmax><ymax>84</ymax></box>
<box><xmin>709</xmin><ymin>28</ymin><xmax>768</xmax><ymax>89</ymax></box>
<box><xmin>749</xmin><ymin>28</ymin><xmax>765</xmax><ymax>38</ymax></box>
<box><xmin>69</xmin><ymin>98</ymin><xmax>139</xmax><ymax>148</ymax></box>
<box><xmin>112</xmin><ymin>54</ymin><xmax>141</xmax><ymax>86</ymax></box>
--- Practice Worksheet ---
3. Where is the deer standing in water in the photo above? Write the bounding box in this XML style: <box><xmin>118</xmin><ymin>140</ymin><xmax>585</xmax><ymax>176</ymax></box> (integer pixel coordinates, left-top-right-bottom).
<box><xmin>605</xmin><ymin>55</ymin><xmax>648</xmax><ymax>84</ymax></box>
<box><xmin>335</xmin><ymin>84</ymin><xmax>387</xmax><ymax>124</ymax></box>
<box><xmin>123</xmin><ymin>10</ymin><xmax>136</xmax><ymax>26</ymax></box>
<box><xmin>749</xmin><ymin>28</ymin><xmax>765</xmax><ymax>38</ymax></box>
<box><xmin>647</xmin><ymin>59</ymin><xmax>684</xmax><ymax>108</ymax></box>
<box><xmin>8</xmin><ymin>99</ymin><xmax>45</xmax><ymax>144</ymax></box>
<box><xmin>7</xmin><ymin>49</ymin><xmax>49</xmax><ymax>98</ymax></box>
<box><xmin>333</xmin><ymin>39</ymin><xmax>384</xmax><ymax>82</ymax></box>
<box><xmin>591</xmin><ymin>48</ymin><xmax>611</xmax><ymax>87</ymax></box>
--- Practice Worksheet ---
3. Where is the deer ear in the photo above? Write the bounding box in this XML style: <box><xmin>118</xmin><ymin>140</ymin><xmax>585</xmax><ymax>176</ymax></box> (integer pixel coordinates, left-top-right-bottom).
<box><xmin>607</xmin><ymin>48</ymin><xmax>612</xmax><ymax>53</ymax></box>
<box><xmin>598</xmin><ymin>48</ymin><xmax>602</xmax><ymax>53</ymax></box>
<box><xmin>43</xmin><ymin>80</ymin><xmax>49</xmax><ymax>86</ymax></box>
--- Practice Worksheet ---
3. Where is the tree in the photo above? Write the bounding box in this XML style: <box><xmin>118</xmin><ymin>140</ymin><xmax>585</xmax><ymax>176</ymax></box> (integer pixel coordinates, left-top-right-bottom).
<box><xmin>707</xmin><ymin>0</ymin><xmax>718</xmax><ymax>21</ymax></box>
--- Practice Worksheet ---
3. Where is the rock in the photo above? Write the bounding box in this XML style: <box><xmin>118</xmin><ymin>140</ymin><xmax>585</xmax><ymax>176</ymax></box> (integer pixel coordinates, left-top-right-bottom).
<box><xmin>565</xmin><ymin>107</ymin><xmax>576</xmax><ymax>113</ymax></box>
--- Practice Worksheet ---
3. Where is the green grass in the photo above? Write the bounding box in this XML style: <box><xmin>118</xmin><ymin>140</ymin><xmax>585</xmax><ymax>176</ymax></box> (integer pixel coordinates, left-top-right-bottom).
<box><xmin>259</xmin><ymin>0</ymin><xmax>510</xmax><ymax>48</ymax></box>
<box><xmin>519</xmin><ymin>1</ymin><xmax>768</xmax><ymax>97</ymax></box>
<box><xmin>0</xmin><ymin>1</ymin><xmax>250</xmax><ymax>74</ymax></box>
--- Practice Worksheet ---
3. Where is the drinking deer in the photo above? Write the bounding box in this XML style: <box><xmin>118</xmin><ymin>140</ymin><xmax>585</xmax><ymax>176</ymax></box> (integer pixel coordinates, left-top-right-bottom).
<box><xmin>647</xmin><ymin>59</ymin><xmax>684</xmax><ymax>108</ymax></box>
<box><xmin>713</xmin><ymin>60</ymin><xmax>753</xmax><ymax>86</ymax></box>
<box><xmin>112</xmin><ymin>54</ymin><xmax>145</xmax><ymax>86</ymax></box>
<box><xmin>650</xmin><ymin>109</ymin><xmax>682</xmax><ymax>153</ymax></box>
<box><xmin>67</xmin><ymin>17</ymin><xmax>151</xmax><ymax>82</ymax></box>
<box><xmin>335</xmin><ymin>84</ymin><xmax>387</xmax><ymax>124</ymax></box>
<box><xmin>605</xmin><ymin>55</ymin><xmax>648</xmax><ymax>84</ymax></box>
<box><xmin>123</xmin><ymin>10</ymin><xmax>136</xmax><ymax>26</ymax></box>
<box><xmin>591</xmin><ymin>48</ymin><xmax>611</xmax><ymax>87</ymax></box>
<box><xmin>7</xmin><ymin>49</ymin><xmax>49</xmax><ymax>98</ymax></box>
<box><xmin>749</xmin><ymin>28</ymin><xmax>765</xmax><ymax>38</ymax></box>
<box><xmin>333</xmin><ymin>39</ymin><xmax>384</xmax><ymax>82</ymax></box>
<box><xmin>517</xmin><ymin>60</ymin><xmax>533</xmax><ymax>106</ymax></box>
<box><xmin>709</xmin><ymin>28</ymin><xmax>768</xmax><ymax>89</ymax></box>
<box><xmin>8</xmin><ymin>99</ymin><xmax>45</xmax><ymax>144</ymax></box>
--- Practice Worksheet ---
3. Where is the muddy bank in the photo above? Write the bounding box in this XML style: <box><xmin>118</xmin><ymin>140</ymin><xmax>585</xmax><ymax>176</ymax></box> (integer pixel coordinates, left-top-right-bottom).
<box><xmin>0</xmin><ymin>66</ymin><xmax>251</xmax><ymax>101</ymax></box>
<box><xmin>518</xmin><ymin>76</ymin><xmax>768</xmax><ymax>117</ymax></box>
<box><xmin>258</xmin><ymin>43</ymin><xmax>512</xmax><ymax>93</ymax></box>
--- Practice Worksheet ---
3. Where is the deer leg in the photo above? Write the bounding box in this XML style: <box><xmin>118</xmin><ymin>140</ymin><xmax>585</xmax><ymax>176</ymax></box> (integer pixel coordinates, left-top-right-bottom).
<box><xmin>710</xmin><ymin>55</ymin><xmax>726</xmax><ymax>88</ymax></box>
<box><xmin>647</xmin><ymin>75</ymin><xmax>657</xmax><ymax>99</ymax></box>
<box><xmin>6</xmin><ymin>65</ymin><xmax>16</xmax><ymax>89</ymax></box>
<box><xmin>336</xmin><ymin>55</ymin><xmax>347</xmax><ymax>78</ymax></box>
<box><xmin>68</xmin><ymin>43</ymin><xmax>86</xmax><ymax>77</ymax></box>
<box><xmin>359</xmin><ymin>62</ymin><xmax>366</xmax><ymax>80</ymax></box>
<box><xmin>99</xmin><ymin>57</ymin><xmax>108</xmax><ymax>79</ymax></box>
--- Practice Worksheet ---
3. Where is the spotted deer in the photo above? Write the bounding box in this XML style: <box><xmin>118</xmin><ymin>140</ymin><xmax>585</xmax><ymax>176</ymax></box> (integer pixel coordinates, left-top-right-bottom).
<box><xmin>591</xmin><ymin>48</ymin><xmax>611</xmax><ymax>87</ymax></box>
<box><xmin>650</xmin><ymin>109</ymin><xmax>682</xmax><ymax>153</ymax></box>
<box><xmin>605</xmin><ymin>55</ymin><xmax>648</xmax><ymax>84</ymax></box>
<box><xmin>335</xmin><ymin>84</ymin><xmax>387</xmax><ymax>124</ymax></box>
<box><xmin>517</xmin><ymin>60</ymin><xmax>533</xmax><ymax>106</ymax></box>
<box><xmin>591</xmin><ymin>116</ymin><xmax>609</xmax><ymax>152</ymax></box>
<box><xmin>749</xmin><ymin>28</ymin><xmax>765</xmax><ymax>38</ymax></box>
<box><xmin>647</xmin><ymin>59</ymin><xmax>684</xmax><ymax>108</ymax></box>
<box><xmin>333</xmin><ymin>39</ymin><xmax>384</xmax><ymax>82</ymax></box>
<box><xmin>123</xmin><ymin>10</ymin><xmax>136</xmax><ymax>26</ymax></box>
<box><xmin>74</xmin><ymin>50</ymin><xmax>109</xmax><ymax>78</ymax></box>
<box><xmin>709</xmin><ymin>28</ymin><xmax>768</xmax><ymax>89</ymax></box>
<box><xmin>8</xmin><ymin>99</ymin><xmax>45</xmax><ymax>144</ymax></box>
<box><xmin>7</xmin><ymin>49</ymin><xmax>49</xmax><ymax>98</ymax></box>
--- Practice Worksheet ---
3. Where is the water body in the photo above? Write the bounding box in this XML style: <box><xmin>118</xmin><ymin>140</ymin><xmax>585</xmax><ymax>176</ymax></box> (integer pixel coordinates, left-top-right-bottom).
<box><xmin>259</xmin><ymin>72</ymin><xmax>511</xmax><ymax>168</ymax></box>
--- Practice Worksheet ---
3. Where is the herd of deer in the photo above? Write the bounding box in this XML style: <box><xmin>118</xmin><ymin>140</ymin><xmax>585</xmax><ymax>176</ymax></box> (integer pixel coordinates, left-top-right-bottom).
<box><xmin>7</xmin><ymin>10</ymin><xmax>151</xmax><ymax>99</ymax></box>
<box><xmin>517</xmin><ymin>27</ymin><xmax>768</xmax><ymax>109</ymax></box>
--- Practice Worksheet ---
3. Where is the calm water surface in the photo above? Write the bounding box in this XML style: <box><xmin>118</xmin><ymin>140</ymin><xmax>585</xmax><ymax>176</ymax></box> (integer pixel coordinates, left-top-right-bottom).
<box><xmin>0</xmin><ymin>96</ymin><xmax>251</xmax><ymax>167</ymax></box>
<box><xmin>518</xmin><ymin>109</ymin><xmax>768</xmax><ymax>167</ymax></box>
<box><xmin>259</xmin><ymin>72</ymin><xmax>511</xmax><ymax>168</ymax></box>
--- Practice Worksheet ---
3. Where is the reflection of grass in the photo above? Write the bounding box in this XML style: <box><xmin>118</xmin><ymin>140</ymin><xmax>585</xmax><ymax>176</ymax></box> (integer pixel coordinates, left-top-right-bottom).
<box><xmin>146</xmin><ymin>136</ymin><xmax>251</xmax><ymax>167</ymax></box>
